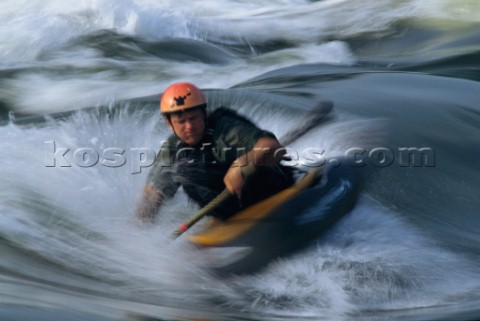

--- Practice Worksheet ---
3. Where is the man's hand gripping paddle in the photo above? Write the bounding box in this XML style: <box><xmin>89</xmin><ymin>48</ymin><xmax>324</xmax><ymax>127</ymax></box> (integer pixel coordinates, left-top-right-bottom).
<box><xmin>170</xmin><ymin>101</ymin><xmax>333</xmax><ymax>238</ymax></box>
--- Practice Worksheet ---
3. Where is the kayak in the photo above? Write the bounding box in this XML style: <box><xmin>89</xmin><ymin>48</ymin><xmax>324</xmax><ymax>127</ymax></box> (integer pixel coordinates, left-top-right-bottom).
<box><xmin>187</xmin><ymin>163</ymin><xmax>362</xmax><ymax>276</ymax></box>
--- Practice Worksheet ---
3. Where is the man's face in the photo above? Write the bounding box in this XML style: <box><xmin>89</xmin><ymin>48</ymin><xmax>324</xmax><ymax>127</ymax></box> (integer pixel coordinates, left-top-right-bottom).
<box><xmin>166</xmin><ymin>109</ymin><xmax>206</xmax><ymax>146</ymax></box>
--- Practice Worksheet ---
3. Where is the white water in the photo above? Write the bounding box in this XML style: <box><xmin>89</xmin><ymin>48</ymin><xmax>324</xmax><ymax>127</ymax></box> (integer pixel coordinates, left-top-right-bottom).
<box><xmin>234</xmin><ymin>199</ymin><xmax>480</xmax><ymax>318</ymax></box>
<box><xmin>2</xmin><ymin>101</ymin><xmax>479</xmax><ymax>319</ymax></box>
<box><xmin>2</xmin><ymin>1</ymin><xmax>480</xmax><ymax>320</ymax></box>
<box><xmin>2</xmin><ymin>0</ymin><xmax>478</xmax><ymax>114</ymax></box>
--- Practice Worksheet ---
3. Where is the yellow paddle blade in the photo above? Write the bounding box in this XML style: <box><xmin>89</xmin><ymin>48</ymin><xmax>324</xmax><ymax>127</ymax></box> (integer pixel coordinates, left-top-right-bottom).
<box><xmin>188</xmin><ymin>168</ymin><xmax>321</xmax><ymax>247</ymax></box>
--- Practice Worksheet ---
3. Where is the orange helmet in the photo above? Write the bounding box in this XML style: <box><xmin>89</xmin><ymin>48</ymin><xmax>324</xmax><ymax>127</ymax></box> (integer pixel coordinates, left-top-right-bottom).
<box><xmin>160</xmin><ymin>82</ymin><xmax>206</xmax><ymax>115</ymax></box>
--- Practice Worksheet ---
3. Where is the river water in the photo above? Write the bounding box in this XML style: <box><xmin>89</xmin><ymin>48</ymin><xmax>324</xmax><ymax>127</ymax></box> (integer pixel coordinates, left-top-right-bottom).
<box><xmin>1</xmin><ymin>1</ymin><xmax>480</xmax><ymax>320</ymax></box>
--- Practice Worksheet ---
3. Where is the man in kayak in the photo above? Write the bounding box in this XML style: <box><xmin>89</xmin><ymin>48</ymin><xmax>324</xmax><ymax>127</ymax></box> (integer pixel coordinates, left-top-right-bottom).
<box><xmin>135</xmin><ymin>82</ymin><xmax>295</xmax><ymax>224</ymax></box>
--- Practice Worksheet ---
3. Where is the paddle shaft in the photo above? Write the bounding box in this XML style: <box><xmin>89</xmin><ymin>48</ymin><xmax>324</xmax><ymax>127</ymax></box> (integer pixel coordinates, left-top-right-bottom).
<box><xmin>170</xmin><ymin>189</ymin><xmax>231</xmax><ymax>238</ymax></box>
<box><xmin>280</xmin><ymin>101</ymin><xmax>333</xmax><ymax>146</ymax></box>
<box><xmin>170</xmin><ymin>101</ymin><xmax>333</xmax><ymax>238</ymax></box>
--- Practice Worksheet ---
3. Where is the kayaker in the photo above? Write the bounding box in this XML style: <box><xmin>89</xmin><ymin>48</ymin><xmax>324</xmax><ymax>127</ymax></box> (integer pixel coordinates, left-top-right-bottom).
<box><xmin>135</xmin><ymin>82</ymin><xmax>295</xmax><ymax>224</ymax></box>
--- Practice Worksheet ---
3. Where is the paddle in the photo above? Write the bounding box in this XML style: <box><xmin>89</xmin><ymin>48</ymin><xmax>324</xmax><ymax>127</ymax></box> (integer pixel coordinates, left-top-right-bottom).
<box><xmin>170</xmin><ymin>100</ymin><xmax>333</xmax><ymax>238</ymax></box>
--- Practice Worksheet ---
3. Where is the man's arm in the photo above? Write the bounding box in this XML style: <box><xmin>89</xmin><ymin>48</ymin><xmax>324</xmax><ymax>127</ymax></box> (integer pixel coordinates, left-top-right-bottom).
<box><xmin>135</xmin><ymin>138</ymin><xmax>180</xmax><ymax>225</ymax></box>
<box><xmin>223</xmin><ymin>136</ymin><xmax>286</xmax><ymax>198</ymax></box>
<box><xmin>135</xmin><ymin>183</ymin><xmax>164</xmax><ymax>225</ymax></box>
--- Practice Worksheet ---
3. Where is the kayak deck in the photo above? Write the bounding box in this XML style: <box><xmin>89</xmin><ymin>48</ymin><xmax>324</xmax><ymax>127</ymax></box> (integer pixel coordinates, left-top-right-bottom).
<box><xmin>188</xmin><ymin>168</ymin><xmax>321</xmax><ymax>246</ymax></box>
<box><xmin>187</xmin><ymin>163</ymin><xmax>362</xmax><ymax>275</ymax></box>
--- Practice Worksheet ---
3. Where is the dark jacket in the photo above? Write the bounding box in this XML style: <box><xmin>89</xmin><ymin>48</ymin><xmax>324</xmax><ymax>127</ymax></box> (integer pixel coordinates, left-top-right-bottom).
<box><xmin>147</xmin><ymin>107</ymin><xmax>294</xmax><ymax>219</ymax></box>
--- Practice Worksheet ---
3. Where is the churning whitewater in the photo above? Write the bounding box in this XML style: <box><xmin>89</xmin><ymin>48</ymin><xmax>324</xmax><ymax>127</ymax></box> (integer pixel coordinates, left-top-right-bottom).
<box><xmin>1</xmin><ymin>1</ymin><xmax>480</xmax><ymax>321</ymax></box>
